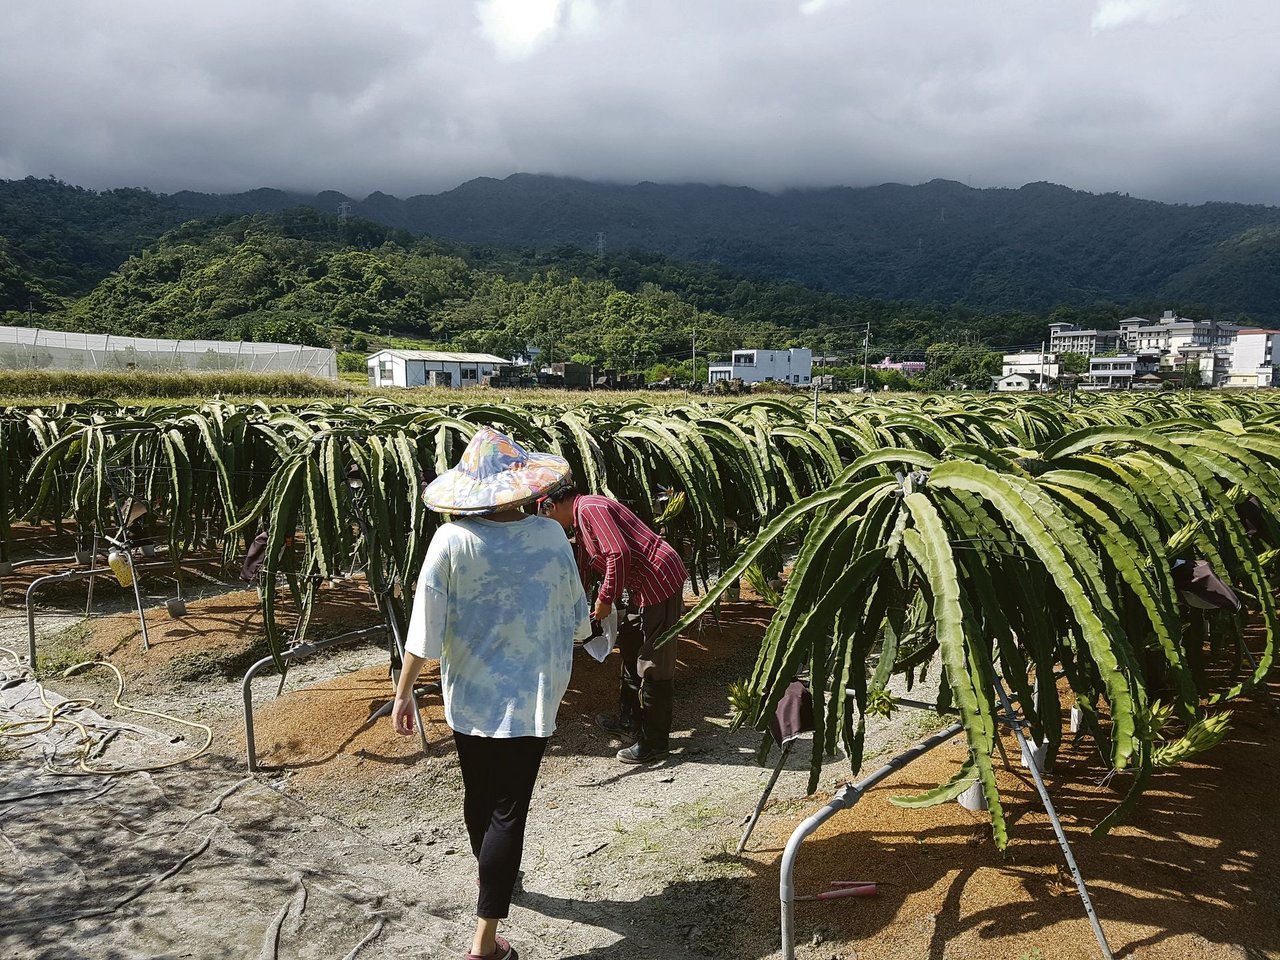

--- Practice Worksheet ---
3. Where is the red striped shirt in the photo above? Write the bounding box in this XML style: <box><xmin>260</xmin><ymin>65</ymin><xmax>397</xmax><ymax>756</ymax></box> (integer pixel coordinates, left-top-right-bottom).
<box><xmin>573</xmin><ymin>495</ymin><xmax>687</xmax><ymax>609</ymax></box>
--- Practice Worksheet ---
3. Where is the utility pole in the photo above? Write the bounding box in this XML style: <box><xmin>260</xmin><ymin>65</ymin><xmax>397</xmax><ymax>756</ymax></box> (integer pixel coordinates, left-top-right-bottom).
<box><xmin>1040</xmin><ymin>340</ymin><xmax>1046</xmax><ymax>392</ymax></box>
<box><xmin>861</xmin><ymin>323</ymin><xmax>870</xmax><ymax>390</ymax></box>
<box><xmin>691</xmin><ymin>324</ymin><xmax>697</xmax><ymax>391</ymax></box>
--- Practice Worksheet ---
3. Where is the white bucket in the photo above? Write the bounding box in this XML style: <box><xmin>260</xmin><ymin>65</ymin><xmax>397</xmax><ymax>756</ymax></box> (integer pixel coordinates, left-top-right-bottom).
<box><xmin>1021</xmin><ymin>739</ymin><xmax>1047</xmax><ymax>773</ymax></box>
<box><xmin>957</xmin><ymin>780</ymin><xmax>988</xmax><ymax>811</ymax></box>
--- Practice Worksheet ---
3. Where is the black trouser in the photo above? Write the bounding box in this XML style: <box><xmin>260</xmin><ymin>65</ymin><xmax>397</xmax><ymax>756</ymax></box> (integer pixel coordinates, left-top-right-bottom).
<box><xmin>618</xmin><ymin>593</ymin><xmax>682</xmax><ymax>749</ymax></box>
<box><xmin>452</xmin><ymin>731</ymin><xmax>548</xmax><ymax>919</ymax></box>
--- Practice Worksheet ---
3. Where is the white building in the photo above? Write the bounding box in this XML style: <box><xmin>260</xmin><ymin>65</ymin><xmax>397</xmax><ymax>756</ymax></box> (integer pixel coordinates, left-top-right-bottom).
<box><xmin>1227</xmin><ymin>329</ymin><xmax>1280</xmax><ymax>388</ymax></box>
<box><xmin>1048</xmin><ymin>323</ymin><xmax>1123</xmax><ymax>357</ymax></box>
<box><xmin>1170</xmin><ymin>344</ymin><xmax>1234</xmax><ymax>388</ymax></box>
<box><xmin>1123</xmin><ymin>310</ymin><xmax>1239</xmax><ymax>355</ymax></box>
<box><xmin>1088</xmin><ymin>353</ymin><xmax>1160</xmax><ymax>390</ymax></box>
<box><xmin>366</xmin><ymin>350</ymin><xmax>509</xmax><ymax>388</ymax></box>
<box><xmin>1002</xmin><ymin>351</ymin><xmax>1060</xmax><ymax>381</ymax></box>
<box><xmin>991</xmin><ymin>373</ymin><xmax>1032</xmax><ymax>392</ymax></box>
<box><xmin>708</xmin><ymin>348</ymin><xmax>812</xmax><ymax>386</ymax></box>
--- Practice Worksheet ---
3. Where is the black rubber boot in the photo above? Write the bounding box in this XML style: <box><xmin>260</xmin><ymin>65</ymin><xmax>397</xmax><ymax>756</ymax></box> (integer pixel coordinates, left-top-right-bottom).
<box><xmin>596</xmin><ymin>684</ymin><xmax>640</xmax><ymax>740</ymax></box>
<box><xmin>617</xmin><ymin>679</ymin><xmax>672</xmax><ymax>764</ymax></box>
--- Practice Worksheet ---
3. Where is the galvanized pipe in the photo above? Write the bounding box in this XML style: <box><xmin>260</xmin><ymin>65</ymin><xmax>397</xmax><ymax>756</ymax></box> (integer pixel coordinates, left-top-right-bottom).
<box><xmin>121</xmin><ymin>547</ymin><xmax>150</xmax><ymax>650</ymax></box>
<box><xmin>5</xmin><ymin>554</ymin><xmax>81</xmax><ymax>571</ymax></box>
<box><xmin>737</xmin><ymin>738</ymin><xmax>795</xmax><ymax>854</ymax></box>
<box><xmin>241</xmin><ymin>625</ymin><xmax>402</xmax><ymax>772</ymax></box>
<box><xmin>744</xmin><ymin>693</ymin><xmax>1013</xmax><ymax>858</ymax></box>
<box><xmin>779</xmin><ymin>720</ymin><xmax>965</xmax><ymax>960</ymax></box>
<box><xmin>24</xmin><ymin>555</ymin><xmax>207</xmax><ymax>674</ymax></box>
<box><xmin>994</xmin><ymin>677</ymin><xmax>1113</xmax><ymax>960</ymax></box>
<box><xmin>26</xmin><ymin>569</ymin><xmax>107</xmax><ymax>670</ymax></box>
<box><xmin>374</xmin><ymin>588</ymin><xmax>433</xmax><ymax>758</ymax></box>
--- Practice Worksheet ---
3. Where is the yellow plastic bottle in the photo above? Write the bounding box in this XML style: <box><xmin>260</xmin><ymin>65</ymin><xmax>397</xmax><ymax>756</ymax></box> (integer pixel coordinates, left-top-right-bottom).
<box><xmin>107</xmin><ymin>549</ymin><xmax>134</xmax><ymax>588</ymax></box>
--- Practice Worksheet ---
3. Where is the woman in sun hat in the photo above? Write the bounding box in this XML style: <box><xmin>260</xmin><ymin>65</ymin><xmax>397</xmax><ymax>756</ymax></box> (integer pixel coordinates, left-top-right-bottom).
<box><xmin>391</xmin><ymin>427</ymin><xmax>589</xmax><ymax>960</ymax></box>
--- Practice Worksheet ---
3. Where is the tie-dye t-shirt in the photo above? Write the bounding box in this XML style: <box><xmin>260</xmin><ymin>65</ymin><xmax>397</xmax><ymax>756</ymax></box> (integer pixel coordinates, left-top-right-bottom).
<box><xmin>406</xmin><ymin>514</ymin><xmax>590</xmax><ymax>738</ymax></box>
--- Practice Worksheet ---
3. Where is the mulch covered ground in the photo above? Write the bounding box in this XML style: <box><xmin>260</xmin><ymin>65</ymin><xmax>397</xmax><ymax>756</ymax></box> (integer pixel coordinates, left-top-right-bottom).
<box><xmin>244</xmin><ymin>596</ymin><xmax>774</xmax><ymax>795</ymax></box>
<box><xmin>740</xmin><ymin>680</ymin><xmax>1279</xmax><ymax>960</ymax></box>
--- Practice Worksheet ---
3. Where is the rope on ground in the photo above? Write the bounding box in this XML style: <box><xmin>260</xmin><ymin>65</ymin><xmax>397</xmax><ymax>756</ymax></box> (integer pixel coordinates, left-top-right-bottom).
<box><xmin>177</xmin><ymin>775</ymin><xmax>253</xmax><ymax>831</ymax></box>
<box><xmin>256</xmin><ymin>872</ymin><xmax>309</xmax><ymax>960</ymax></box>
<box><xmin>0</xmin><ymin>824</ymin><xmax>220</xmax><ymax>929</ymax></box>
<box><xmin>0</xmin><ymin>784</ymin><xmax>91</xmax><ymax>806</ymax></box>
<box><xmin>341</xmin><ymin>917</ymin><xmax>386</xmax><ymax>960</ymax></box>
<box><xmin>0</xmin><ymin>646</ymin><xmax>213</xmax><ymax>776</ymax></box>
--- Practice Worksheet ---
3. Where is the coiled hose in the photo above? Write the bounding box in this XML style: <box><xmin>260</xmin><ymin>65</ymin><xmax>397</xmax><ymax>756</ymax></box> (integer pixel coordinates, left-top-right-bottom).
<box><xmin>0</xmin><ymin>647</ymin><xmax>212</xmax><ymax>775</ymax></box>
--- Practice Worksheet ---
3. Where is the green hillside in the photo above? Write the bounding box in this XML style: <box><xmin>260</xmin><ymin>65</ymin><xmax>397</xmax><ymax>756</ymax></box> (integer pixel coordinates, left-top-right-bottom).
<box><xmin>2</xmin><ymin>204</ymin><xmax>1097</xmax><ymax>390</ymax></box>
<box><xmin>0</xmin><ymin>176</ymin><xmax>1273</xmax><ymax>388</ymax></box>
<box><xmin>2</xmin><ymin>174</ymin><xmax>1278</xmax><ymax>325</ymax></box>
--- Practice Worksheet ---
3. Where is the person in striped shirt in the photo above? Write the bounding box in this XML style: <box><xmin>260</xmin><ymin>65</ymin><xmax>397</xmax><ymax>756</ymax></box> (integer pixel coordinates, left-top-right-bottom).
<box><xmin>540</xmin><ymin>484</ymin><xmax>688</xmax><ymax>764</ymax></box>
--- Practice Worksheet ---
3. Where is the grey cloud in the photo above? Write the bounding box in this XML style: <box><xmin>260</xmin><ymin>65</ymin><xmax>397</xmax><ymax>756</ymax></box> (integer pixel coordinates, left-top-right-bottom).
<box><xmin>1</xmin><ymin>0</ymin><xmax>1278</xmax><ymax>204</ymax></box>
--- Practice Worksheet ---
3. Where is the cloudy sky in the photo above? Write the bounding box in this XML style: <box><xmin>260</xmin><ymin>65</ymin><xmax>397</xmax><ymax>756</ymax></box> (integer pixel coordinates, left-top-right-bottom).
<box><xmin>1</xmin><ymin>0</ymin><xmax>1277</xmax><ymax>205</ymax></box>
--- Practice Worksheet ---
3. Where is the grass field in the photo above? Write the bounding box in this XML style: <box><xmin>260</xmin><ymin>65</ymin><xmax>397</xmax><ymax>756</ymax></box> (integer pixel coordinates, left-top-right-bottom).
<box><xmin>0</xmin><ymin>369</ymin><xmax>703</xmax><ymax>405</ymax></box>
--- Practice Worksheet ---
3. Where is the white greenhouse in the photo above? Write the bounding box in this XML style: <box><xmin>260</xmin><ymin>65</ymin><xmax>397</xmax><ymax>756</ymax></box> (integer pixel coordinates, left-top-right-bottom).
<box><xmin>0</xmin><ymin>326</ymin><xmax>337</xmax><ymax>378</ymax></box>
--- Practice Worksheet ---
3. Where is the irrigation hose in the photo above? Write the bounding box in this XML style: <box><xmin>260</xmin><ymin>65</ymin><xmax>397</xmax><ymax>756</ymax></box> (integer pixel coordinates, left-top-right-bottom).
<box><xmin>0</xmin><ymin>646</ymin><xmax>212</xmax><ymax>776</ymax></box>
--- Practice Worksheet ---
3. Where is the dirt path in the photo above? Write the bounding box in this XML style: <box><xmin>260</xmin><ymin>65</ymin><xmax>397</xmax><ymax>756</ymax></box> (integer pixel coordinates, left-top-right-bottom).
<box><xmin>0</xmin><ymin>586</ymin><xmax>946</xmax><ymax>960</ymax></box>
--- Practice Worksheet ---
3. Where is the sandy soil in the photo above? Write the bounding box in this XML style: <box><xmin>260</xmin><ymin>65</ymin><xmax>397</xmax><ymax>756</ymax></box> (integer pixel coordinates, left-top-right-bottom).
<box><xmin>1</xmin><ymin>563</ymin><xmax>1277</xmax><ymax>960</ymax></box>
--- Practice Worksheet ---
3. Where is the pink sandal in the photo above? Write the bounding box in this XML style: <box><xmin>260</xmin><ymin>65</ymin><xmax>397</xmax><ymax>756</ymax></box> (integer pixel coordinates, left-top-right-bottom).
<box><xmin>466</xmin><ymin>934</ymin><xmax>516</xmax><ymax>960</ymax></box>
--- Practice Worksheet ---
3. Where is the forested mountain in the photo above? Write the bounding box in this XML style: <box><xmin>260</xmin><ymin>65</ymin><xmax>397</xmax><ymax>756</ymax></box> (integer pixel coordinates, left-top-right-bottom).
<box><xmin>0</xmin><ymin>174</ymin><xmax>1274</xmax><ymax>388</ymax></box>
<box><xmin>42</xmin><ymin>208</ymin><xmax>1061</xmax><ymax>369</ymax></box>
<box><xmin>2</xmin><ymin>173</ymin><xmax>1278</xmax><ymax>325</ymax></box>
<box><xmin>6</xmin><ymin>202</ymin><xmax>1121</xmax><ymax>389</ymax></box>
<box><xmin>397</xmin><ymin>175</ymin><xmax>1280</xmax><ymax>319</ymax></box>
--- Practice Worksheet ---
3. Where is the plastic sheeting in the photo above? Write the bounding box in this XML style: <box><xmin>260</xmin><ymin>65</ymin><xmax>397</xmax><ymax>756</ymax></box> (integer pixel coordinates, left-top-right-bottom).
<box><xmin>0</xmin><ymin>325</ymin><xmax>337</xmax><ymax>378</ymax></box>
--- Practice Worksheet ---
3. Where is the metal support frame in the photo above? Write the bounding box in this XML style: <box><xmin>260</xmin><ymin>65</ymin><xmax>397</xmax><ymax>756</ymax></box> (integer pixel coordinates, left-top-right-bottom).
<box><xmin>739</xmin><ymin>691</ymin><xmax>963</xmax><ymax>855</ymax></box>
<box><xmin>778</xmin><ymin>720</ymin><xmax>965</xmax><ymax>960</ymax></box>
<box><xmin>2</xmin><ymin>553</ymin><xmax>82</xmax><ymax>573</ymax></box>
<box><xmin>994</xmin><ymin>677</ymin><xmax>1113</xmax><ymax>959</ymax></box>
<box><xmin>238</xmin><ymin>451</ymin><xmax>439</xmax><ymax>773</ymax></box>
<box><xmin>737</xmin><ymin>737</ymin><xmax>796</xmax><ymax>854</ymax></box>
<box><xmin>342</xmin><ymin>461</ymin><xmax>436</xmax><ymax>759</ymax></box>
<box><xmin>243</xmin><ymin>626</ymin><xmax>388</xmax><ymax>771</ymax></box>
<box><xmin>24</xmin><ymin>555</ymin><xmax>182</xmax><ymax>674</ymax></box>
<box><xmin>15</xmin><ymin>432</ymin><xmax>197</xmax><ymax>660</ymax></box>
<box><xmin>768</xmin><ymin>683</ymin><xmax>1113</xmax><ymax>960</ymax></box>
<box><xmin>241</xmin><ymin>623</ymin><xmax>440</xmax><ymax>771</ymax></box>
<box><xmin>0</xmin><ymin>545</ymin><xmax>114</xmax><ymax>590</ymax></box>
<box><xmin>105</xmin><ymin>534</ymin><xmax>152</xmax><ymax>650</ymax></box>
<box><xmin>369</xmin><ymin>588</ymin><xmax>435</xmax><ymax>760</ymax></box>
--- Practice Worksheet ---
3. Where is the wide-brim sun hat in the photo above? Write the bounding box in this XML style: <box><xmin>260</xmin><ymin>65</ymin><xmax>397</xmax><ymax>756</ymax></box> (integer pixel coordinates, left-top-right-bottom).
<box><xmin>423</xmin><ymin>426</ymin><xmax>571</xmax><ymax>514</ymax></box>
